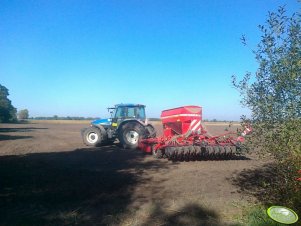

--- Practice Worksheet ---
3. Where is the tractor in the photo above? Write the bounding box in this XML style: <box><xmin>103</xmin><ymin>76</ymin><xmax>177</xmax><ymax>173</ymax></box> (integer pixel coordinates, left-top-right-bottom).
<box><xmin>82</xmin><ymin>104</ymin><xmax>251</xmax><ymax>160</ymax></box>
<box><xmin>81</xmin><ymin>104</ymin><xmax>156</xmax><ymax>149</ymax></box>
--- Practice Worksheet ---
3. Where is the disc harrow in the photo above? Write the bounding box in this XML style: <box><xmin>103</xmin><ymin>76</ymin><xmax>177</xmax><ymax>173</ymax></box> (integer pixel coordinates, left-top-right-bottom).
<box><xmin>164</xmin><ymin>145</ymin><xmax>237</xmax><ymax>160</ymax></box>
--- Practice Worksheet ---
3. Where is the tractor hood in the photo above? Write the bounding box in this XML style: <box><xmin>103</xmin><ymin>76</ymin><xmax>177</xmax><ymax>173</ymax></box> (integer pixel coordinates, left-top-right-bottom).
<box><xmin>91</xmin><ymin>118</ymin><xmax>111</xmax><ymax>126</ymax></box>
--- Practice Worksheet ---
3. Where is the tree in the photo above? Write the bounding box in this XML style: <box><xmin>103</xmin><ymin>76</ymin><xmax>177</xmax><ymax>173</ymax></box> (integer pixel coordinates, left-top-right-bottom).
<box><xmin>0</xmin><ymin>84</ymin><xmax>17</xmax><ymax>123</ymax></box>
<box><xmin>232</xmin><ymin>6</ymin><xmax>300</xmax><ymax>209</ymax></box>
<box><xmin>18</xmin><ymin>109</ymin><xmax>29</xmax><ymax>120</ymax></box>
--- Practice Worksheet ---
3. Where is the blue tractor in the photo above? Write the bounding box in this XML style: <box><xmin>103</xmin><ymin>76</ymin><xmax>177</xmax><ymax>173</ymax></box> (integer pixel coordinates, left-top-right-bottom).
<box><xmin>81</xmin><ymin>104</ymin><xmax>156</xmax><ymax>149</ymax></box>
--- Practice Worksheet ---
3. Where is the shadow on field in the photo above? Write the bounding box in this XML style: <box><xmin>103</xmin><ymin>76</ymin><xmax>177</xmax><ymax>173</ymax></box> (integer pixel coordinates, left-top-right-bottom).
<box><xmin>230</xmin><ymin>163</ymin><xmax>277</xmax><ymax>204</ymax></box>
<box><xmin>230</xmin><ymin>163</ymin><xmax>301</xmax><ymax>208</ymax></box>
<box><xmin>0</xmin><ymin>134</ymin><xmax>33</xmax><ymax>141</ymax></box>
<box><xmin>0</xmin><ymin>127</ymin><xmax>48</xmax><ymax>133</ymax></box>
<box><xmin>0</xmin><ymin>146</ymin><xmax>171</xmax><ymax>225</ymax></box>
<box><xmin>231</xmin><ymin>162</ymin><xmax>301</xmax><ymax>224</ymax></box>
<box><xmin>142</xmin><ymin>203</ymin><xmax>241</xmax><ymax>226</ymax></box>
<box><xmin>0</xmin><ymin>144</ymin><xmax>245</xmax><ymax>226</ymax></box>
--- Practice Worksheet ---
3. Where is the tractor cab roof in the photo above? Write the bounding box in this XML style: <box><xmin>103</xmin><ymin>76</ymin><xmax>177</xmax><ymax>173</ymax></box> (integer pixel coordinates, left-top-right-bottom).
<box><xmin>108</xmin><ymin>104</ymin><xmax>145</xmax><ymax>109</ymax></box>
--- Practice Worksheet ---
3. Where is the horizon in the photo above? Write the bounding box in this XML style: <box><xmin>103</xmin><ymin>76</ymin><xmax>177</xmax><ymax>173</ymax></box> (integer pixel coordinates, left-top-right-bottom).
<box><xmin>1</xmin><ymin>0</ymin><xmax>299</xmax><ymax>120</ymax></box>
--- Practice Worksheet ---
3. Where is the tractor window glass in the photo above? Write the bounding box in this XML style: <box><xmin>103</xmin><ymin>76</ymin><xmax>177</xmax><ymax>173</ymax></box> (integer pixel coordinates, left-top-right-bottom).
<box><xmin>115</xmin><ymin>107</ymin><xmax>126</xmax><ymax>118</ymax></box>
<box><xmin>109</xmin><ymin>109</ymin><xmax>116</xmax><ymax>118</ymax></box>
<box><xmin>127</xmin><ymin>107</ymin><xmax>135</xmax><ymax>118</ymax></box>
<box><xmin>137</xmin><ymin>107</ymin><xmax>145</xmax><ymax>119</ymax></box>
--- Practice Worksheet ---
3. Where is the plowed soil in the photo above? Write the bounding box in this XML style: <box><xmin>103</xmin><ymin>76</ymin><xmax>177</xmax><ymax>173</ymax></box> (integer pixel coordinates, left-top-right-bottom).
<box><xmin>0</xmin><ymin>121</ymin><xmax>269</xmax><ymax>225</ymax></box>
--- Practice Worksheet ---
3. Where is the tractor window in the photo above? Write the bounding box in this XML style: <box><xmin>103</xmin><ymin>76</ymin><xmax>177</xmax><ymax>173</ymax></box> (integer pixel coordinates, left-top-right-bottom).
<box><xmin>127</xmin><ymin>107</ymin><xmax>135</xmax><ymax>118</ymax></box>
<box><xmin>109</xmin><ymin>108</ymin><xmax>116</xmax><ymax>118</ymax></box>
<box><xmin>136</xmin><ymin>107</ymin><xmax>145</xmax><ymax>119</ymax></box>
<box><xmin>114</xmin><ymin>106</ymin><xmax>145</xmax><ymax>119</ymax></box>
<box><xmin>115</xmin><ymin>107</ymin><xmax>126</xmax><ymax>118</ymax></box>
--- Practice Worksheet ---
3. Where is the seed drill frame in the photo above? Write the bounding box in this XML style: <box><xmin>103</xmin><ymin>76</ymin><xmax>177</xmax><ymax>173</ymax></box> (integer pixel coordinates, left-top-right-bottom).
<box><xmin>138</xmin><ymin>106</ymin><xmax>250</xmax><ymax>160</ymax></box>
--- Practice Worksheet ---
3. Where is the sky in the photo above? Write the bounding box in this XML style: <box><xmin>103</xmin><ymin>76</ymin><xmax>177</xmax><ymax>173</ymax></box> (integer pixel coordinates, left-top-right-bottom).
<box><xmin>0</xmin><ymin>0</ymin><xmax>300</xmax><ymax>120</ymax></box>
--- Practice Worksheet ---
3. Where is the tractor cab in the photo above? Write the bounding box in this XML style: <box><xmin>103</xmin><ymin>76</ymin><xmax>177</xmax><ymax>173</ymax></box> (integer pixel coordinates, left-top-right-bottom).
<box><xmin>110</xmin><ymin>104</ymin><xmax>146</xmax><ymax>126</ymax></box>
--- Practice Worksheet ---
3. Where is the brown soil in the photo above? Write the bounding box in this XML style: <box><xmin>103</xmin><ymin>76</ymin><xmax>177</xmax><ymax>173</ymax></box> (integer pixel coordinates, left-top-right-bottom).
<box><xmin>0</xmin><ymin>122</ymin><xmax>268</xmax><ymax>225</ymax></box>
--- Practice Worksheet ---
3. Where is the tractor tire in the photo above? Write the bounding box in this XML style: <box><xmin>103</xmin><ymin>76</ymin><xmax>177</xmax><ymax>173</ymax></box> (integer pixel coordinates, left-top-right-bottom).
<box><xmin>118</xmin><ymin>122</ymin><xmax>145</xmax><ymax>149</ymax></box>
<box><xmin>82</xmin><ymin>126</ymin><xmax>104</xmax><ymax>146</ymax></box>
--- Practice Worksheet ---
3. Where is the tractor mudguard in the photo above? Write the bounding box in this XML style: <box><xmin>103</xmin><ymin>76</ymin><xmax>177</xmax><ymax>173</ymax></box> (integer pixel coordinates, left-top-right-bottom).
<box><xmin>117</xmin><ymin>119</ymin><xmax>146</xmax><ymax>131</ymax></box>
<box><xmin>117</xmin><ymin>119</ymin><xmax>155</xmax><ymax>139</ymax></box>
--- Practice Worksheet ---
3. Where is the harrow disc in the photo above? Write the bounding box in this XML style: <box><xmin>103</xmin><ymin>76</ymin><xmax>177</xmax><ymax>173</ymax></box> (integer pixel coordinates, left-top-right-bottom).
<box><xmin>201</xmin><ymin>146</ymin><xmax>208</xmax><ymax>157</ymax></box>
<box><xmin>225</xmin><ymin>146</ymin><xmax>231</xmax><ymax>154</ymax></box>
<box><xmin>167</xmin><ymin>147</ymin><xmax>175</xmax><ymax>158</ymax></box>
<box><xmin>230</xmin><ymin>146</ymin><xmax>236</xmax><ymax>153</ymax></box>
<box><xmin>207</xmin><ymin>146</ymin><xmax>214</xmax><ymax>156</ymax></box>
<box><xmin>195</xmin><ymin>146</ymin><xmax>201</xmax><ymax>156</ymax></box>
<box><xmin>172</xmin><ymin>146</ymin><xmax>177</xmax><ymax>160</ymax></box>
<box><xmin>213</xmin><ymin>146</ymin><xmax>220</xmax><ymax>155</ymax></box>
<box><xmin>179</xmin><ymin>146</ymin><xmax>185</xmax><ymax>160</ymax></box>
<box><xmin>219</xmin><ymin>146</ymin><xmax>226</xmax><ymax>155</ymax></box>
<box><xmin>189</xmin><ymin>146</ymin><xmax>196</xmax><ymax>160</ymax></box>
<box><xmin>183</xmin><ymin>146</ymin><xmax>190</xmax><ymax>161</ymax></box>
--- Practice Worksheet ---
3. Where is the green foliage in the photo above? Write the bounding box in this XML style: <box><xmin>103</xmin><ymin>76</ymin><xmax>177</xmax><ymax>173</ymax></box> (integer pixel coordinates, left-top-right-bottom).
<box><xmin>232</xmin><ymin>5</ymin><xmax>301</xmax><ymax>213</ymax></box>
<box><xmin>17</xmin><ymin>109</ymin><xmax>29</xmax><ymax>120</ymax></box>
<box><xmin>0</xmin><ymin>84</ymin><xmax>17</xmax><ymax>123</ymax></box>
<box><xmin>244</xmin><ymin>206</ymin><xmax>287</xmax><ymax>226</ymax></box>
<box><xmin>233</xmin><ymin>6</ymin><xmax>301</xmax><ymax>124</ymax></box>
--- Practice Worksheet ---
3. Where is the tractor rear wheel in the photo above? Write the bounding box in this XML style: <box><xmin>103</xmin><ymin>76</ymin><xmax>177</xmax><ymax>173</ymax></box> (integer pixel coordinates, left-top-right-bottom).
<box><xmin>118</xmin><ymin>122</ymin><xmax>145</xmax><ymax>149</ymax></box>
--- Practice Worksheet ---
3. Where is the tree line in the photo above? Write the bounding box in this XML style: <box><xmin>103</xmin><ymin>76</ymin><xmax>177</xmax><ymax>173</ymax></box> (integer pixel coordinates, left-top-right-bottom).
<box><xmin>0</xmin><ymin>84</ymin><xmax>101</xmax><ymax>122</ymax></box>
<box><xmin>0</xmin><ymin>84</ymin><xmax>17</xmax><ymax>123</ymax></box>
<box><xmin>31</xmin><ymin>116</ymin><xmax>100</xmax><ymax>120</ymax></box>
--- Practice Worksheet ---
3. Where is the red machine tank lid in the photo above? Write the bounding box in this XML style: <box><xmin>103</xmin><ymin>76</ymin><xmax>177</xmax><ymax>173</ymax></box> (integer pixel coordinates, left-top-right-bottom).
<box><xmin>161</xmin><ymin>106</ymin><xmax>202</xmax><ymax>119</ymax></box>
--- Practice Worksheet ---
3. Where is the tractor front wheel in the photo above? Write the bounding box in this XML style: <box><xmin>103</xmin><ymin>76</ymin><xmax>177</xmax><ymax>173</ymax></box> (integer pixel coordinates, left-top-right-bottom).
<box><xmin>82</xmin><ymin>127</ymin><xmax>103</xmax><ymax>146</ymax></box>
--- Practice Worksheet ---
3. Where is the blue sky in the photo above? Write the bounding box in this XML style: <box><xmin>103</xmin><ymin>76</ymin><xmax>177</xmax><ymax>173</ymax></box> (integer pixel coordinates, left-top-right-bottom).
<box><xmin>0</xmin><ymin>0</ymin><xmax>299</xmax><ymax>120</ymax></box>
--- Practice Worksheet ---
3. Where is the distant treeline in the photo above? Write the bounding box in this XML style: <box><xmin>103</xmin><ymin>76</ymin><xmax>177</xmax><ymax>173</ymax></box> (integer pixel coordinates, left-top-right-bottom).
<box><xmin>148</xmin><ymin>118</ymin><xmax>161</xmax><ymax>121</ymax></box>
<box><xmin>30</xmin><ymin>116</ymin><xmax>100</xmax><ymax>120</ymax></box>
<box><xmin>203</xmin><ymin>119</ymin><xmax>237</xmax><ymax>123</ymax></box>
<box><xmin>149</xmin><ymin>118</ymin><xmax>237</xmax><ymax>122</ymax></box>
<box><xmin>29</xmin><ymin>117</ymin><xmax>235</xmax><ymax>122</ymax></box>
<box><xmin>31</xmin><ymin>117</ymin><xmax>161</xmax><ymax>121</ymax></box>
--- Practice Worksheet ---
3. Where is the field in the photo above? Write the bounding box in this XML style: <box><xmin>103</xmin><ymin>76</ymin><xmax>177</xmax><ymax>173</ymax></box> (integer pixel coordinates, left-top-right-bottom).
<box><xmin>0</xmin><ymin>121</ymin><xmax>270</xmax><ymax>225</ymax></box>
